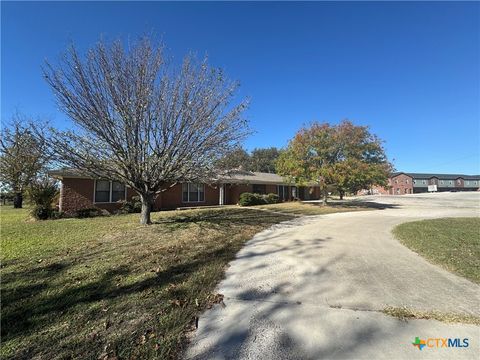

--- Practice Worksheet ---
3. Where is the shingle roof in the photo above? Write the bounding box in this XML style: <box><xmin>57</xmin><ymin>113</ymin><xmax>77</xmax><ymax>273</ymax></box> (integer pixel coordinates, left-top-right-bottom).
<box><xmin>217</xmin><ymin>170</ymin><xmax>292</xmax><ymax>185</ymax></box>
<box><xmin>48</xmin><ymin>168</ymin><xmax>93</xmax><ymax>179</ymax></box>
<box><xmin>393</xmin><ymin>172</ymin><xmax>480</xmax><ymax>180</ymax></box>
<box><xmin>49</xmin><ymin>168</ymin><xmax>298</xmax><ymax>185</ymax></box>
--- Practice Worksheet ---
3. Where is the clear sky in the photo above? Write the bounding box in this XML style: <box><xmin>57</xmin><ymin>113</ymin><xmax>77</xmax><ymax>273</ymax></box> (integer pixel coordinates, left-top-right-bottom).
<box><xmin>1</xmin><ymin>1</ymin><xmax>479</xmax><ymax>174</ymax></box>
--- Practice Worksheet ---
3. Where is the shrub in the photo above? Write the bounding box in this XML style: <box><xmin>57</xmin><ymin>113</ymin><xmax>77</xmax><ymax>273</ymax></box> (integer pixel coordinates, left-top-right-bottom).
<box><xmin>238</xmin><ymin>192</ymin><xmax>266</xmax><ymax>206</ymax></box>
<box><xmin>76</xmin><ymin>208</ymin><xmax>101</xmax><ymax>218</ymax></box>
<box><xmin>26</xmin><ymin>178</ymin><xmax>59</xmax><ymax>220</ymax></box>
<box><xmin>265</xmin><ymin>193</ymin><xmax>280</xmax><ymax>204</ymax></box>
<box><xmin>119</xmin><ymin>196</ymin><xmax>142</xmax><ymax>213</ymax></box>
<box><xmin>32</xmin><ymin>205</ymin><xmax>53</xmax><ymax>220</ymax></box>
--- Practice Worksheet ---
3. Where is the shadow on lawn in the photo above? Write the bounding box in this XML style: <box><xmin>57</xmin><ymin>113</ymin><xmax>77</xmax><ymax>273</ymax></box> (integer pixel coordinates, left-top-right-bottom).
<box><xmin>2</xmin><ymin>244</ymin><xmax>231</xmax><ymax>335</ymax></box>
<box><xmin>1</xmin><ymin>208</ymin><xmax>295</xmax><ymax>359</ymax></box>
<box><xmin>2</xmin><ymin>204</ymin><xmax>407</xmax><ymax>360</ymax></box>
<box><xmin>319</xmin><ymin>200</ymin><xmax>399</xmax><ymax>210</ymax></box>
<box><xmin>155</xmin><ymin>208</ymin><xmax>293</xmax><ymax>229</ymax></box>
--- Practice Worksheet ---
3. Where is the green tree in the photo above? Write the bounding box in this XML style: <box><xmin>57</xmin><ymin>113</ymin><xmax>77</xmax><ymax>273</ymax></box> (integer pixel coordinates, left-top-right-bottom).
<box><xmin>250</xmin><ymin>147</ymin><xmax>280</xmax><ymax>173</ymax></box>
<box><xmin>277</xmin><ymin>120</ymin><xmax>391</xmax><ymax>204</ymax></box>
<box><xmin>215</xmin><ymin>147</ymin><xmax>251</xmax><ymax>171</ymax></box>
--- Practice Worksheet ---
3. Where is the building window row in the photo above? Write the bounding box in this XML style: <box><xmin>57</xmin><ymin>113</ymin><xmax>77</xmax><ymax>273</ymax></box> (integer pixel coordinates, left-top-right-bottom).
<box><xmin>439</xmin><ymin>180</ymin><xmax>453</xmax><ymax>185</ymax></box>
<box><xmin>412</xmin><ymin>179</ymin><xmax>478</xmax><ymax>187</ymax></box>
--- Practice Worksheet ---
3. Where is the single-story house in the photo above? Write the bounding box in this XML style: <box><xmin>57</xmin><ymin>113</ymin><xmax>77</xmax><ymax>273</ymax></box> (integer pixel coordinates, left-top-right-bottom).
<box><xmin>49</xmin><ymin>169</ymin><xmax>321</xmax><ymax>215</ymax></box>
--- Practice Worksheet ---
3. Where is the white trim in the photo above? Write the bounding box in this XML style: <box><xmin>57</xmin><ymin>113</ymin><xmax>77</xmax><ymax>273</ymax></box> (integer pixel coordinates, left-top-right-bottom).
<box><xmin>219</xmin><ymin>184</ymin><xmax>225</xmax><ymax>206</ymax></box>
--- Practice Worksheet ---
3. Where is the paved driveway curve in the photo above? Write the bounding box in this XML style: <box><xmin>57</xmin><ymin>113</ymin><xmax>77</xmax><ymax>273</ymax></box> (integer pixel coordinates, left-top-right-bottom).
<box><xmin>186</xmin><ymin>193</ymin><xmax>480</xmax><ymax>359</ymax></box>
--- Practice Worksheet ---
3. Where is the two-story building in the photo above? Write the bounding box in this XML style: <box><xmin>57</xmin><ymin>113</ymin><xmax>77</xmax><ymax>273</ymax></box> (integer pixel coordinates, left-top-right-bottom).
<box><xmin>380</xmin><ymin>172</ymin><xmax>480</xmax><ymax>195</ymax></box>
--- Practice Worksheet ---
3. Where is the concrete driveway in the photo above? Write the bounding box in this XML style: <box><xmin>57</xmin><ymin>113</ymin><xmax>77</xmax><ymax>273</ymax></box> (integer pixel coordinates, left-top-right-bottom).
<box><xmin>186</xmin><ymin>192</ymin><xmax>480</xmax><ymax>359</ymax></box>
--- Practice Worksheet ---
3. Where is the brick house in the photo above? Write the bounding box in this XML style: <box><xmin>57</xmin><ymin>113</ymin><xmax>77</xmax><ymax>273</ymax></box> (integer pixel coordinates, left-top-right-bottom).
<box><xmin>49</xmin><ymin>169</ymin><xmax>320</xmax><ymax>215</ymax></box>
<box><xmin>360</xmin><ymin>172</ymin><xmax>480</xmax><ymax>195</ymax></box>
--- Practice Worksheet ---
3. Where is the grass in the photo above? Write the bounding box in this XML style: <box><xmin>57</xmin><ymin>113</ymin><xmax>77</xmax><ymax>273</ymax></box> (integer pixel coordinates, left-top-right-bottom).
<box><xmin>393</xmin><ymin>217</ymin><xmax>480</xmax><ymax>284</ymax></box>
<box><xmin>1</xmin><ymin>206</ymin><xmax>293</xmax><ymax>359</ymax></box>
<box><xmin>253</xmin><ymin>200</ymin><xmax>376</xmax><ymax>216</ymax></box>
<box><xmin>383</xmin><ymin>306</ymin><xmax>480</xmax><ymax>325</ymax></box>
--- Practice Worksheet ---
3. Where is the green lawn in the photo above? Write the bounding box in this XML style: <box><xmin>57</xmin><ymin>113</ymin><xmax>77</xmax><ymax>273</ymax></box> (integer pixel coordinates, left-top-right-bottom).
<box><xmin>1</xmin><ymin>206</ymin><xmax>293</xmax><ymax>359</ymax></box>
<box><xmin>393</xmin><ymin>217</ymin><xmax>480</xmax><ymax>284</ymax></box>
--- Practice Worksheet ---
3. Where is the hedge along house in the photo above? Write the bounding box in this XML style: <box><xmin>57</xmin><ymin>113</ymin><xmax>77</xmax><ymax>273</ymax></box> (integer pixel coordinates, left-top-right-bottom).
<box><xmin>49</xmin><ymin>169</ymin><xmax>321</xmax><ymax>215</ymax></box>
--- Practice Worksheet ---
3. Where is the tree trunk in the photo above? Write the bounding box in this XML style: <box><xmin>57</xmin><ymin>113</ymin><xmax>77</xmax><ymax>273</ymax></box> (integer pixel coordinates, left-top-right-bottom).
<box><xmin>139</xmin><ymin>193</ymin><xmax>155</xmax><ymax>225</ymax></box>
<box><xmin>13</xmin><ymin>192</ymin><xmax>23</xmax><ymax>208</ymax></box>
<box><xmin>320</xmin><ymin>190</ymin><xmax>328</xmax><ymax>206</ymax></box>
<box><xmin>339</xmin><ymin>191</ymin><xmax>344</xmax><ymax>200</ymax></box>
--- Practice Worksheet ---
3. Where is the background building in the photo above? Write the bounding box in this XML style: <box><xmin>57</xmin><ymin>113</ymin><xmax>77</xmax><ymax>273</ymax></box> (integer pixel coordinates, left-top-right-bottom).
<box><xmin>383</xmin><ymin>172</ymin><xmax>480</xmax><ymax>195</ymax></box>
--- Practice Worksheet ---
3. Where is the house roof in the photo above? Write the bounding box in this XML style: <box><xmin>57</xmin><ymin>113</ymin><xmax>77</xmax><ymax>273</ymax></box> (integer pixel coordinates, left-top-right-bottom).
<box><xmin>392</xmin><ymin>172</ymin><xmax>480</xmax><ymax>180</ymax></box>
<box><xmin>48</xmin><ymin>168</ymin><xmax>93</xmax><ymax>179</ymax></box>
<box><xmin>48</xmin><ymin>168</ymin><xmax>299</xmax><ymax>185</ymax></box>
<box><xmin>217</xmin><ymin>170</ymin><xmax>294</xmax><ymax>185</ymax></box>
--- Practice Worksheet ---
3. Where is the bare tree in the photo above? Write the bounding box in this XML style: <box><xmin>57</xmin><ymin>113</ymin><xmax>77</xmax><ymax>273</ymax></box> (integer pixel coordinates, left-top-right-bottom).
<box><xmin>0</xmin><ymin>115</ymin><xmax>50</xmax><ymax>208</ymax></box>
<box><xmin>42</xmin><ymin>37</ymin><xmax>249</xmax><ymax>224</ymax></box>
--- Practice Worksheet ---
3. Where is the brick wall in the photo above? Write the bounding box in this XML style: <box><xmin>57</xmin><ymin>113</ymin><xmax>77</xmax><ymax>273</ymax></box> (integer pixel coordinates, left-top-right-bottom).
<box><xmin>159</xmin><ymin>183</ymin><xmax>220</xmax><ymax>209</ymax></box>
<box><xmin>265</xmin><ymin>184</ymin><xmax>277</xmax><ymax>194</ymax></box>
<box><xmin>226</xmin><ymin>184</ymin><xmax>252</xmax><ymax>205</ymax></box>
<box><xmin>60</xmin><ymin>177</ymin><xmax>321</xmax><ymax>213</ymax></box>
<box><xmin>390</xmin><ymin>174</ymin><xmax>413</xmax><ymax>195</ymax></box>
<box><xmin>61</xmin><ymin>178</ymin><xmax>95</xmax><ymax>215</ymax></box>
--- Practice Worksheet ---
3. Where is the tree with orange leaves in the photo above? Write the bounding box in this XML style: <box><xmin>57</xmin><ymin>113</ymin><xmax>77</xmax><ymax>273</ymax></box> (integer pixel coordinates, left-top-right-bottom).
<box><xmin>277</xmin><ymin>120</ymin><xmax>392</xmax><ymax>204</ymax></box>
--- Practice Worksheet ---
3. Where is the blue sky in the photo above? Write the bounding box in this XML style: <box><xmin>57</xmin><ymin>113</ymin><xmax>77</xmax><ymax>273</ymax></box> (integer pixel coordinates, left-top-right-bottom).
<box><xmin>2</xmin><ymin>1</ymin><xmax>479</xmax><ymax>174</ymax></box>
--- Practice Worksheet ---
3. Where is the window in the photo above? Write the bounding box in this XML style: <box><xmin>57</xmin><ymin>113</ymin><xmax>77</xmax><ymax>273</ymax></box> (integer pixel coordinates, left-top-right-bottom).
<box><xmin>449</xmin><ymin>181</ymin><xmax>453</xmax><ymax>185</ymax></box>
<box><xmin>422</xmin><ymin>180</ymin><xmax>427</xmax><ymax>185</ymax></box>
<box><xmin>252</xmin><ymin>184</ymin><xmax>266</xmax><ymax>194</ymax></box>
<box><xmin>457</xmin><ymin>179</ymin><xmax>462</xmax><ymax>185</ymax></box>
<box><xmin>95</xmin><ymin>180</ymin><xmax>126</xmax><ymax>203</ymax></box>
<box><xmin>95</xmin><ymin>180</ymin><xmax>110</xmax><ymax>202</ymax></box>
<box><xmin>465</xmin><ymin>181</ymin><xmax>470</xmax><ymax>185</ymax></box>
<box><xmin>395</xmin><ymin>179</ymin><xmax>398</xmax><ymax>184</ymax></box>
<box><xmin>182</xmin><ymin>183</ymin><xmax>205</xmax><ymax>202</ymax></box>
<box><xmin>440</xmin><ymin>180</ymin><xmax>444</xmax><ymax>185</ymax></box>
<box><xmin>396</xmin><ymin>188</ymin><xmax>400</xmax><ymax>194</ymax></box>
<box><xmin>112</xmin><ymin>182</ymin><xmax>126</xmax><ymax>202</ymax></box>
<box><xmin>277</xmin><ymin>185</ymin><xmax>289</xmax><ymax>200</ymax></box>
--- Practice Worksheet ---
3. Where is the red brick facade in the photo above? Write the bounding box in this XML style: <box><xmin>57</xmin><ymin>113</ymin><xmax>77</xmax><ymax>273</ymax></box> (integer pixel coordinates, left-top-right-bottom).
<box><xmin>58</xmin><ymin>177</ymin><xmax>320</xmax><ymax>215</ymax></box>
<box><xmin>388</xmin><ymin>174</ymin><xmax>413</xmax><ymax>195</ymax></box>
